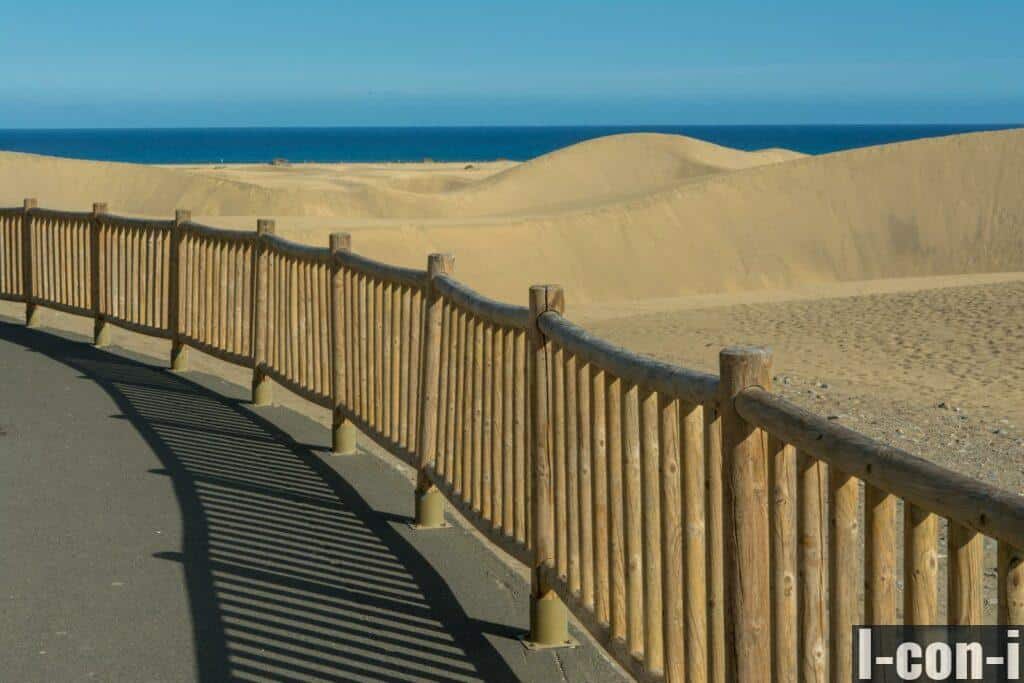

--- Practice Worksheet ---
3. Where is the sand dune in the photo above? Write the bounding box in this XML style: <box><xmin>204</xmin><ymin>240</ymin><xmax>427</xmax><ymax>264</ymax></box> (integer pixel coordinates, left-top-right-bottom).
<box><xmin>340</xmin><ymin>129</ymin><xmax>1024</xmax><ymax>303</ymax></box>
<box><xmin>1</xmin><ymin>129</ymin><xmax>1021</xmax><ymax>304</ymax></box>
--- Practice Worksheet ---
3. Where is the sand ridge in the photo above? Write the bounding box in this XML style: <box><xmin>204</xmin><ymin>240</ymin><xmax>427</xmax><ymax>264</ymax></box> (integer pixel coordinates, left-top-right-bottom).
<box><xmin>3</xmin><ymin>129</ymin><xmax>1021</xmax><ymax>305</ymax></box>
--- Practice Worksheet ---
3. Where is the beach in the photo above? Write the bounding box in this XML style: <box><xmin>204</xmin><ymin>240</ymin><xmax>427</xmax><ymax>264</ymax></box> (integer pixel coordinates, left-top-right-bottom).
<box><xmin>2</xmin><ymin>128</ymin><xmax>1022</xmax><ymax>490</ymax></box>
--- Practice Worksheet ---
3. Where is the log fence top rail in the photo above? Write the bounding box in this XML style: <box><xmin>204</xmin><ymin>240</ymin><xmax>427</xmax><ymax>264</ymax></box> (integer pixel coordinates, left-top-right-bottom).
<box><xmin>537</xmin><ymin>310</ymin><xmax>720</xmax><ymax>406</ymax></box>
<box><xmin>29</xmin><ymin>207</ymin><xmax>93</xmax><ymax>221</ymax></box>
<box><xmin>338</xmin><ymin>250</ymin><xmax>427</xmax><ymax>288</ymax></box>
<box><xmin>0</xmin><ymin>206</ymin><xmax>24</xmax><ymax>216</ymax></box>
<box><xmin>182</xmin><ymin>220</ymin><xmax>259</xmax><ymax>243</ymax></box>
<box><xmin>262</xmin><ymin>232</ymin><xmax>331</xmax><ymax>262</ymax></box>
<box><xmin>735</xmin><ymin>386</ymin><xmax>1024</xmax><ymax>549</ymax></box>
<box><xmin>434</xmin><ymin>274</ymin><xmax>529</xmax><ymax>330</ymax></box>
<box><xmin>99</xmin><ymin>214</ymin><xmax>175</xmax><ymax>230</ymax></box>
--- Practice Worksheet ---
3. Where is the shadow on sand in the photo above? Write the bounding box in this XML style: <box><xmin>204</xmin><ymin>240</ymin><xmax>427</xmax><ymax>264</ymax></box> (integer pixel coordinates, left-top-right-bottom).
<box><xmin>1</xmin><ymin>321</ymin><xmax>520</xmax><ymax>682</ymax></box>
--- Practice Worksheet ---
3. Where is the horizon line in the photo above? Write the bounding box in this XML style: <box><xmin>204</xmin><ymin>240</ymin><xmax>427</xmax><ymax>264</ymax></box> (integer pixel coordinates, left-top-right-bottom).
<box><xmin>1</xmin><ymin>123</ymin><xmax>1022</xmax><ymax>132</ymax></box>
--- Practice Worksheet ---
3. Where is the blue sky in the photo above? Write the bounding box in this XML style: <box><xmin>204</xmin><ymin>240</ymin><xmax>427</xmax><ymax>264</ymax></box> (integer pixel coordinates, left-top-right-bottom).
<box><xmin>2</xmin><ymin>1</ymin><xmax>1021</xmax><ymax>127</ymax></box>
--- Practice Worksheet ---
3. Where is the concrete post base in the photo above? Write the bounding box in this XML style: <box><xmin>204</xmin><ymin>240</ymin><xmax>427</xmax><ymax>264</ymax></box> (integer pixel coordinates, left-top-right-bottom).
<box><xmin>523</xmin><ymin>590</ymin><xmax>577</xmax><ymax>650</ymax></box>
<box><xmin>252</xmin><ymin>370</ymin><xmax>272</xmax><ymax>406</ymax></box>
<box><xmin>331</xmin><ymin>416</ymin><xmax>357</xmax><ymax>455</ymax></box>
<box><xmin>170</xmin><ymin>342</ymin><xmax>188</xmax><ymax>371</ymax></box>
<box><xmin>25</xmin><ymin>303</ymin><xmax>39</xmax><ymax>328</ymax></box>
<box><xmin>411</xmin><ymin>486</ymin><xmax>449</xmax><ymax>529</ymax></box>
<box><xmin>94</xmin><ymin>319</ymin><xmax>110</xmax><ymax>348</ymax></box>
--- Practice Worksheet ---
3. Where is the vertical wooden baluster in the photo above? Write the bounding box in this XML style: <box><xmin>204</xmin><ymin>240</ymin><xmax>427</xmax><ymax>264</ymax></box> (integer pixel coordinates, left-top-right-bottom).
<box><xmin>623</xmin><ymin>381</ymin><xmax>644</xmax><ymax>658</ymax></box>
<box><xmin>799</xmin><ymin>451</ymin><xmax>829</xmax><ymax>683</ymax></box>
<box><xmin>865</xmin><ymin>484</ymin><xmax>898</xmax><ymax>625</ymax></box>
<box><xmin>131</xmin><ymin>226</ymin><xmax>141</xmax><ymax>325</ymax></box>
<box><xmin>591</xmin><ymin>368</ymin><xmax>610</xmax><ymax>626</ymax></box>
<box><xmin>202</xmin><ymin>236</ymin><xmax>213</xmax><ymax>344</ymax></box>
<box><xmin>22</xmin><ymin>199</ymin><xmax>37</xmax><ymax>326</ymax></box>
<box><xmin>771</xmin><ymin>437</ymin><xmax>798</xmax><ymax>683</ymax></box>
<box><xmin>298</xmin><ymin>260</ymin><xmax>309</xmax><ymax>389</ymax></box>
<box><xmin>456</xmin><ymin>309</ymin><xmax>468</xmax><ymax>497</ymax></box>
<box><xmin>502</xmin><ymin>326</ymin><xmax>515</xmax><ymax>537</ymax></box>
<box><xmin>370</xmin><ymin>276</ymin><xmax>382</xmax><ymax>428</ymax></box>
<box><xmin>492</xmin><ymin>325</ymin><xmax>506</xmax><ymax>530</ymax></box>
<box><xmin>640</xmin><ymin>388</ymin><xmax>664</xmax><ymax>673</ymax></box>
<box><xmin>552</xmin><ymin>345</ymin><xmax>568</xmax><ymax>578</ymax></box>
<box><xmin>400</xmin><ymin>285</ymin><xmax>412</xmax><ymax>446</ymax></box>
<box><xmin>225</xmin><ymin>241</ymin><xmax>235</xmax><ymax>352</ymax></box>
<box><xmin>660</xmin><ymin>395</ymin><xmax>684</xmax><ymax>682</ymax></box>
<box><xmin>391</xmin><ymin>283</ymin><xmax>402</xmax><ymax>441</ymax></box>
<box><xmin>607</xmin><ymin>375</ymin><xmax>626</xmax><ymax>643</ymax></box>
<box><xmin>344</xmin><ymin>266</ymin><xmax>354</xmax><ymax>410</ymax></box>
<box><xmin>565</xmin><ymin>353</ymin><xmax>580</xmax><ymax>594</ymax></box>
<box><xmin>358</xmin><ymin>273</ymin><xmax>369</xmax><ymax>420</ymax></box>
<box><xmin>682</xmin><ymin>403</ymin><xmax>708</xmax><ymax>683</ymax></box>
<box><xmin>290</xmin><ymin>257</ymin><xmax>301</xmax><ymax>387</ymax></box>
<box><xmin>237</xmin><ymin>242</ymin><xmax>246</xmax><ymax>354</ymax></box>
<box><xmin>514</xmin><ymin>328</ymin><xmax>528</xmax><ymax>544</ymax></box>
<box><xmin>460</xmin><ymin>309</ymin><xmax>474</xmax><ymax>502</ymax></box>
<box><xmin>719</xmin><ymin>347</ymin><xmax>772</xmax><ymax>683</ymax></box>
<box><xmin>436</xmin><ymin>301</ymin><xmax>451</xmax><ymax>479</ymax></box>
<box><xmin>482</xmin><ymin>322</ymin><xmax>494</xmax><ymax>522</ymax></box>
<box><xmin>998</xmin><ymin>543</ymin><xmax>1024</xmax><ymax>625</ymax></box>
<box><xmin>704</xmin><ymin>404</ymin><xmax>726</xmax><ymax>683</ymax></box>
<box><xmin>578</xmin><ymin>360</ymin><xmax>594</xmax><ymax>610</ymax></box>
<box><xmin>378</xmin><ymin>282</ymin><xmax>389</xmax><ymax>438</ymax></box>
<box><xmin>409</xmin><ymin>288</ymin><xmax>423</xmax><ymax>453</ymax></box>
<box><xmin>472</xmin><ymin>317</ymin><xmax>485</xmax><ymax>512</ymax></box>
<box><xmin>948</xmin><ymin>521</ymin><xmax>984</xmax><ymax>625</ymax></box>
<box><xmin>140</xmin><ymin>226</ymin><xmax>150</xmax><ymax>328</ymax></box>
<box><xmin>905</xmin><ymin>504</ymin><xmax>939</xmax><ymax>625</ymax></box>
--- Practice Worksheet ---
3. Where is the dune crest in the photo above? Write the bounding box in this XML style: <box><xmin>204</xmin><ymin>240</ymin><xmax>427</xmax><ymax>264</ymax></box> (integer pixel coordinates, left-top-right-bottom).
<box><xmin>1</xmin><ymin>129</ymin><xmax>1021</xmax><ymax>304</ymax></box>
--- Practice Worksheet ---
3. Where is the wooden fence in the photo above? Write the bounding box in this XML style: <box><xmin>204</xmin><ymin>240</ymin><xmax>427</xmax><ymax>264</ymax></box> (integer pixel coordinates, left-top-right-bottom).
<box><xmin>2</xmin><ymin>200</ymin><xmax>1022</xmax><ymax>683</ymax></box>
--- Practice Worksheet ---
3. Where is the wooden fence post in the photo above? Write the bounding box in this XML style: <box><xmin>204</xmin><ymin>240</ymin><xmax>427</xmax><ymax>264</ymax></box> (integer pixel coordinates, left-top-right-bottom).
<box><xmin>22</xmin><ymin>198</ymin><xmax>37</xmax><ymax>327</ymax></box>
<box><xmin>525</xmin><ymin>284</ymin><xmax>575</xmax><ymax>649</ymax></box>
<box><xmin>719</xmin><ymin>346</ymin><xmax>773</xmax><ymax>683</ymax></box>
<box><xmin>413</xmin><ymin>253</ymin><xmax>455</xmax><ymax>528</ymax></box>
<box><xmin>90</xmin><ymin>202</ymin><xmax>109</xmax><ymax>346</ymax></box>
<box><xmin>251</xmin><ymin>219</ymin><xmax>274</xmax><ymax>406</ymax></box>
<box><xmin>169</xmin><ymin>209</ymin><xmax>190</xmax><ymax>369</ymax></box>
<box><xmin>330</xmin><ymin>232</ymin><xmax>357</xmax><ymax>455</ymax></box>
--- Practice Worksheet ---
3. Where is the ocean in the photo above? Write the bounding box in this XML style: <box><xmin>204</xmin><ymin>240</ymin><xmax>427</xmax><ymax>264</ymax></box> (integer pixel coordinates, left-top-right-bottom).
<box><xmin>0</xmin><ymin>125</ymin><xmax>1017</xmax><ymax>164</ymax></box>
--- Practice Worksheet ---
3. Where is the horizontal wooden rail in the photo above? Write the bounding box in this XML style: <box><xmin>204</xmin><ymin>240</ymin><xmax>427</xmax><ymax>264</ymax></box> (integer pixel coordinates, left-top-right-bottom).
<box><xmin>30</xmin><ymin>207</ymin><xmax>92</xmax><ymax>221</ymax></box>
<box><xmin>100</xmin><ymin>214</ymin><xmax>175</xmax><ymax>231</ymax></box>
<box><xmin>263</xmin><ymin>232</ymin><xmax>332</xmax><ymax>263</ymax></box>
<box><xmin>181</xmin><ymin>220</ymin><xmax>258</xmax><ymax>243</ymax></box>
<box><xmin>538</xmin><ymin>310</ymin><xmax>719</xmax><ymax>406</ymax></box>
<box><xmin>735</xmin><ymin>386</ymin><xmax>1024</xmax><ymax>549</ymax></box>
<box><xmin>434</xmin><ymin>274</ymin><xmax>530</xmax><ymax>329</ymax></box>
<box><xmin>338</xmin><ymin>250</ymin><xmax>427</xmax><ymax>288</ymax></box>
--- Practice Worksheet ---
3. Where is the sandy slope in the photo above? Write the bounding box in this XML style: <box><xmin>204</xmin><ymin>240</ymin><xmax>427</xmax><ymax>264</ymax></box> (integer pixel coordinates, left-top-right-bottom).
<box><xmin>4</xmin><ymin>129</ymin><xmax>1018</xmax><ymax>304</ymax></box>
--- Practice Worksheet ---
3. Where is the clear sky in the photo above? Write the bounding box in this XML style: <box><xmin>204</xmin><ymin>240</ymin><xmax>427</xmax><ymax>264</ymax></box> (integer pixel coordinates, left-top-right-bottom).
<box><xmin>2</xmin><ymin>1</ymin><xmax>1022</xmax><ymax>127</ymax></box>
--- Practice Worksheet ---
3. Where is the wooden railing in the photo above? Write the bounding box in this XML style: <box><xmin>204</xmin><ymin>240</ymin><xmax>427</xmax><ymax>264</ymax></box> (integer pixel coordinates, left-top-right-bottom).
<box><xmin>3</xmin><ymin>199</ymin><xmax>1022</xmax><ymax>683</ymax></box>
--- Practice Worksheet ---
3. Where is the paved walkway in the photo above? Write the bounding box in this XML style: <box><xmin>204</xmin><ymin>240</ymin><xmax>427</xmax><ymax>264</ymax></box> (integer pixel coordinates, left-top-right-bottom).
<box><xmin>0</xmin><ymin>318</ymin><xmax>624</xmax><ymax>682</ymax></box>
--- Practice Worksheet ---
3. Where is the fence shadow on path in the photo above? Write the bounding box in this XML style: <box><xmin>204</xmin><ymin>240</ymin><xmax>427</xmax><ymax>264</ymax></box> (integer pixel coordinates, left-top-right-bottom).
<box><xmin>1</xmin><ymin>321</ymin><xmax>520</xmax><ymax>683</ymax></box>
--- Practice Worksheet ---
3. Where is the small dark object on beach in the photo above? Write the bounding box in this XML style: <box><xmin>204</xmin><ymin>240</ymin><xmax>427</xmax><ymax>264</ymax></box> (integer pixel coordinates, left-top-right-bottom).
<box><xmin>271</xmin><ymin>157</ymin><xmax>290</xmax><ymax>166</ymax></box>
<box><xmin>464</xmin><ymin>164</ymin><xmax>474</xmax><ymax>170</ymax></box>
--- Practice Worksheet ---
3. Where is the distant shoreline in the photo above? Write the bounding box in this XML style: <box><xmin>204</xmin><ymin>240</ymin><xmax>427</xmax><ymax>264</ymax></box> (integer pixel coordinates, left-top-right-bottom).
<box><xmin>0</xmin><ymin>124</ymin><xmax>1020</xmax><ymax>165</ymax></box>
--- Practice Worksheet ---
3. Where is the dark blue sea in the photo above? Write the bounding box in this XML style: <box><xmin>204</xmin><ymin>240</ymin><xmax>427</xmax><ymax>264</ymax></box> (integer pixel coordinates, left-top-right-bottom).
<box><xmin>0</xmin><ymin>125</ymin><xmax>1018</xmax><ymax>164</ymax></box>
